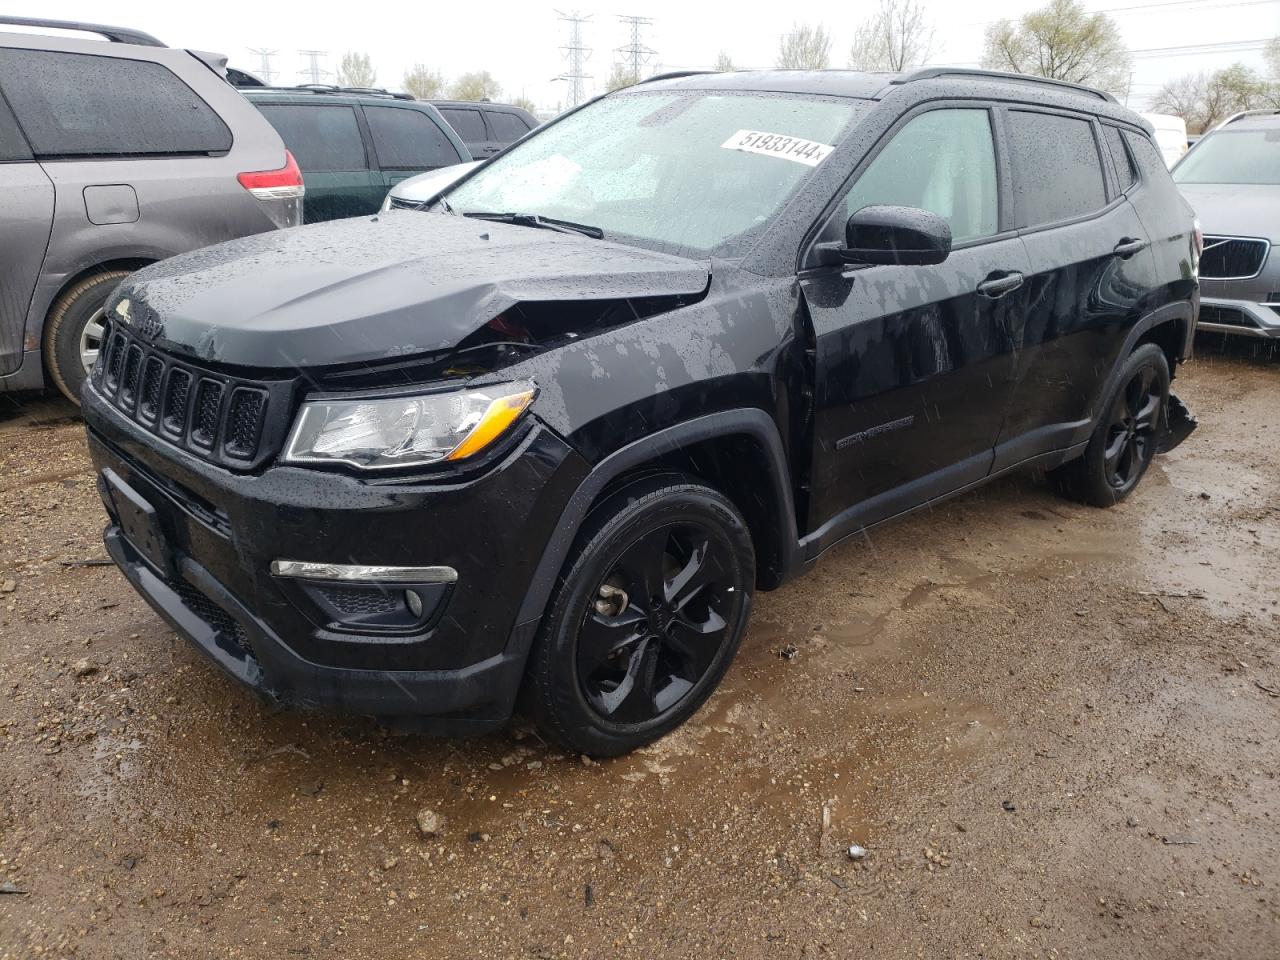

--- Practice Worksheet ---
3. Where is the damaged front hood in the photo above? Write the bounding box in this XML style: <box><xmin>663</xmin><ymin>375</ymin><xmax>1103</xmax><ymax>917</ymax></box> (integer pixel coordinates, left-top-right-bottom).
<box><xmin>112</xmin><ymin>213</ymin><xmax>710</xmax><ymax>369</ymax></box>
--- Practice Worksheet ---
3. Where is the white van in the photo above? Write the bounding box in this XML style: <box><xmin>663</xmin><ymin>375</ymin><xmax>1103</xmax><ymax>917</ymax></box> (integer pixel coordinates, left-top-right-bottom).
<box><xmin>1140</xmin><ymin>112</ymin><xmax>1189</xmax><ymax>168</ymax></box>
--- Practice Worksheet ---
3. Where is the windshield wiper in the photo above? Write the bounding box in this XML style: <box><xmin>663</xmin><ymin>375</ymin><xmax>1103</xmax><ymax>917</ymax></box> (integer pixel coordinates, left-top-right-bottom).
<box><xmin>462</xmin><ymin>211</ymin><xmax>603</xmax><ymax>239</ymax></box>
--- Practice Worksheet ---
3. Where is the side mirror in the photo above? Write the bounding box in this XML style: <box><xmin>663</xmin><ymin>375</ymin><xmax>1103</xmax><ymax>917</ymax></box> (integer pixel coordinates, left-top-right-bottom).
<box><xmin>840</xmin><ymin>204</ymin><xmax>952</xmax><ymax>266</ymax></box>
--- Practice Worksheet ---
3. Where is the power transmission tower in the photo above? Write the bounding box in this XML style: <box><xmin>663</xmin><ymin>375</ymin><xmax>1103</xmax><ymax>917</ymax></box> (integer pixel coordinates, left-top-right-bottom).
<box><xmin>247</xmin><ymin>48</ymin><xmax>277</xmax><ymax>85</ymax></box>
<box><xmin>555</xmin><ymin>10</ymin><xmax>592</xmax><ymax>106</ymax></box>
<box><xmin>615</xmin><ymin>15</ymin><xmax>655</xmax><ymax>79</ymax></box>
<box><xmin>297</xmin><ymin>50</ymin><xmax>330</xmax><ymax>85</ymax></box>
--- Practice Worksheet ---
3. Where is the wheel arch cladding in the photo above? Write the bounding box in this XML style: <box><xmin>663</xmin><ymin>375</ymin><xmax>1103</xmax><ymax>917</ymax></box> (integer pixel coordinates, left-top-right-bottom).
<box><xmin>513</xmin><ymin>409</ymin><xmax>801</xmax><ymax>631</ymax></box>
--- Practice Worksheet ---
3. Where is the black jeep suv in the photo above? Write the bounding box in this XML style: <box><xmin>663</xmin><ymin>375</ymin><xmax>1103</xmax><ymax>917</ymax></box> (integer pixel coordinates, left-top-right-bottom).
<box><xmin>82</xmin><ymin>68</ymin><xmax>1199</xmax><ymax>756</ymax></box>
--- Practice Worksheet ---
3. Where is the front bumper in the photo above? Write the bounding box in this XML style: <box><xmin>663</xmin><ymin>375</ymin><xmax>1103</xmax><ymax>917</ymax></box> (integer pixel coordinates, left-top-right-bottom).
<box><xmin>1197</xmin><ymin>297</ymin><xmax>1280</xmax><ymax>339</ymax></box>
<box><xmin>84</xmin><ymin>382</ymin><xmax>588</xmax><ymax>731</ymax></box>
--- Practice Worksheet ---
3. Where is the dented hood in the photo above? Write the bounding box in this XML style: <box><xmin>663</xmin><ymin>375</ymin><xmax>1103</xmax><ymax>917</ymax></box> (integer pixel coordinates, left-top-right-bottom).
<box><xmin>112</xmin><ymin>212</ymin><xmax>711</xmax><ymax>369</ymax></box>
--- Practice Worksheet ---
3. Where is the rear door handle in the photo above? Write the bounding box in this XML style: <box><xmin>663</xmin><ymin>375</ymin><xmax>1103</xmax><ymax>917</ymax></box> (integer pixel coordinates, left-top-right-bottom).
<box><xmin>1113</xmin><ymin>237</ymin><xmax>1149</xmax><ymax>259</ymax></box>
<box><xmin>977</xmin><ymin>271</ymin><xmax>1025</xmax><ymax>299</ymax></box>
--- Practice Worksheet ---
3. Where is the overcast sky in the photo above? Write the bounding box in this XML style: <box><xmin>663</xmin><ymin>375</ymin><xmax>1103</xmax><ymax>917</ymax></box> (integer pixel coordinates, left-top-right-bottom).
<box><xmin>22</xmin><ymin>0</ymin><xmax>1280</xmax><ymax>111</ymax></box>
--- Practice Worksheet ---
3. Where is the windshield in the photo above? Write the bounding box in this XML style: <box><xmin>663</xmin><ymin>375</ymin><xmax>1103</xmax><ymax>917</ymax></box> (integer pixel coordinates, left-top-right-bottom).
<box><xmin>1173</xmin><ymin>128</ymin><xmax>1280</xmax><ymax>185</ymax></box>
<box><xmin>444</xmin><ymin>90</ymin><xmax>868</xmax><ymax>258</ymax></box>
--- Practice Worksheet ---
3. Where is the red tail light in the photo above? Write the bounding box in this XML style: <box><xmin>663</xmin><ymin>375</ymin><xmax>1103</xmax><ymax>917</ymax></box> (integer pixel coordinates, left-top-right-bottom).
<box><xmin>238</xmin><ymin>150</ymin><xmax>305</xmax><ymax>200</ymax></box>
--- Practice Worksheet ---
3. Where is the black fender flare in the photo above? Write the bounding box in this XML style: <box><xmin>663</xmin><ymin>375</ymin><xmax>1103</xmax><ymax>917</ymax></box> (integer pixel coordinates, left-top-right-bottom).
<box><xmin>1091</xmin><ymin>299</ymin><xmax>1194</xmax><ymax>419</ymax></box>
<box><xmin>508</xmin><ymin>409</ymin><xmax>801</xmax><ymax>650</ymax></box>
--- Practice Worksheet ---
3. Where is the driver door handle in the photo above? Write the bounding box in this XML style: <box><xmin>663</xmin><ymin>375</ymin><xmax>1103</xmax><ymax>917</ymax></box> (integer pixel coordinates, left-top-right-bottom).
<box><xmin>1113</xmin><ymin>237</ymin><xmax>1149</xmax><ymax>259</ymax></box>
<box><xmin>977</xmin><ymin>271</ymin><xmax>1025</xmax><ymax>299</ymax></box>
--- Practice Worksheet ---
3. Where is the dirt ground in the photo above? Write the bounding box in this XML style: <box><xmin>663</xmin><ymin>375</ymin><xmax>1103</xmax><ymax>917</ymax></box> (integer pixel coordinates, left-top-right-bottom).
<box><xmin>1</xmin><ymin>338</ymin><xmax>1277</xmax><ymax>960</ymax></box>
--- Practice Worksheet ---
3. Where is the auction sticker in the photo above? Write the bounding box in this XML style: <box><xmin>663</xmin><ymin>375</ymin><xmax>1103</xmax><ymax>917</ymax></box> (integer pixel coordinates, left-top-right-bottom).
<box><xmin>720</xmin><ymin>129</ymin><xmax>834</xmax><ymax>166</ymax></box>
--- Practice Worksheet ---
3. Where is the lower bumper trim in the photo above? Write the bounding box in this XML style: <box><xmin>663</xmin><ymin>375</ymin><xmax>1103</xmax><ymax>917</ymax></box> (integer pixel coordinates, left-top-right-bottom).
<box><xmin>103</xmin><ymin>526</ymin><xmax>526</xmax><ymax>733</ymax></box>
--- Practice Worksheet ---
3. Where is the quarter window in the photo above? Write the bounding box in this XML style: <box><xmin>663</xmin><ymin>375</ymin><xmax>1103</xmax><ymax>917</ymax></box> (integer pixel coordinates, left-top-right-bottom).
<box><xmin>843</xmin><ymin>108</ymin><xmax>998</xmax><ymax>244</ymax></box>
<box><xmin>1006</xmin><ymin>111</ymin><xmax>1106</xmax><ymax>227</ymax></box>
<box><xmin>0</xmin><ymin>49</ymin><xmax>231</xmax><ymax>158</ymax></box>
<box><xmin>1103</xmin><ymin>125</ymin><xmax>1137</xmax><ymax>192</ymax></box>
<box><xmin>365</xmin><ymin>106</ymin><xmax>461</xmax><ymax>169</ymax></box>
<box><xmin>1127</xmin><ymin>130</ymin><xmax>1174</xmax><ymax>181</ymax></box>
<box><xmin>439</xmin><ymin>107</ymin><xmax>487</xmax><ymax>143</ymax></box>
<box><xmin>256</xmin><ymin>104</ymin><xmax>367</xmax><ymax>172</ymax></box>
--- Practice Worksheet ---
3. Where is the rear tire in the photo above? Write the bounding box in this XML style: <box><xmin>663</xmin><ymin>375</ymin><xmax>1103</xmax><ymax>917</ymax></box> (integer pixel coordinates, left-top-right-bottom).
<box><xmin>43</xmin><ymin>270</ymin><xmax>131</xmax><ymax>405</ymax></box>
<box><xmin>1051</xmin><ymin>343</ymin><xmax>1169</xmax><ymax>507</ymax></box>
<box><xmin>523</xmin><ymin>475</ymin><xmax>755</xmax><ymax>757</ymax></box>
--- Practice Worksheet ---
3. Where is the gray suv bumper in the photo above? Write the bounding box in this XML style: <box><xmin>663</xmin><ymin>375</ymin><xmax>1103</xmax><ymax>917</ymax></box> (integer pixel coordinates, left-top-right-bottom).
<box><xmin>1198</xmin><ymin>297</ymin><xmax>1280</xmax><ymax>339</ymax></box>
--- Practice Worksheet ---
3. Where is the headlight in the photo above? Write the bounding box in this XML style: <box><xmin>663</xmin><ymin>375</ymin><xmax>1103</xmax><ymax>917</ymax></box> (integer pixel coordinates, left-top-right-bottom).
<box><xmin>283</xmin><ymin>381</ymin><xmax>536</xmax><ymax>470</ymax></box>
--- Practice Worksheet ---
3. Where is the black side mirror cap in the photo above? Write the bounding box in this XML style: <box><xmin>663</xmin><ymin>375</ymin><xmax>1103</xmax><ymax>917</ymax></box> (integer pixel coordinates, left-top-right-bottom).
<box><xmin>837</xmin><ymin>204</ymin><xmax>952</xmax><ymax>267</ymax></box>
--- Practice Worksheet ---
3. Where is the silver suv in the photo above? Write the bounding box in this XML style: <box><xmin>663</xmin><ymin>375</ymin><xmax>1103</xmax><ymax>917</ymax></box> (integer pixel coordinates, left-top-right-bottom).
<box><xmin>0</xmin><ymin>17</ymin><xmax>303</xmax><ymax>402</ymax></box>
<box><xmin>1172</xmin><ymin>110</ymin><xmax>1279</xmax><ymax>339</ymax></box>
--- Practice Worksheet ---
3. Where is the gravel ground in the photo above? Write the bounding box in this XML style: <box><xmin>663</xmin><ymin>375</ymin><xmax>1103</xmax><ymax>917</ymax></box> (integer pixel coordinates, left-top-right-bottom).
<box><xmin>1</xmin><ymin>339</ymin><xmax>1277</xmax><ymax>959</ymax></box>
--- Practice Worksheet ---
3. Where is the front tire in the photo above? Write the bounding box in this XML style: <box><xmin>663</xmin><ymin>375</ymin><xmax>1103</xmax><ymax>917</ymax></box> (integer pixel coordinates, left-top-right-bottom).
<box><xmin>43</xmin><ymin>270</ymin><xmax>132</xmax><ymax>405</ymax></box>
<box><xmin>1051</xmin><ymin>343</ymin><xmax>1169</xmax><ymax>507</ymax></box>
<box><xmin>524</xmin><ymin>475</ymin><xmax>755</xmax><ymax>757</ymax></box>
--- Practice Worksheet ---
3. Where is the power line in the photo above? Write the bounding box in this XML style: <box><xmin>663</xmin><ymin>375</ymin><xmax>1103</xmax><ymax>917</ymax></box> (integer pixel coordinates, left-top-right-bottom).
<box><xmin>1130</xmin><ymin>38</ymin><xmax>1272</xmax><ymax>57</ymax></box>
<box><xmin>297</xmin><ymin>49</ymin><xmax>330</xmax><ymax>86</ymax></box>
<box><xmin>555</xmin><ymin>10</ymin><xmax>593</xmax><ymax>106</ymax></box>
<box><xmin>616</xmin><ymin>14</ymin><xmax>656</xmax><ymax>79</ymax></box>
<box><xmin>247</xmin><ymin>47</ymin><xmax>277</xmax><ymax>85</ymax></box>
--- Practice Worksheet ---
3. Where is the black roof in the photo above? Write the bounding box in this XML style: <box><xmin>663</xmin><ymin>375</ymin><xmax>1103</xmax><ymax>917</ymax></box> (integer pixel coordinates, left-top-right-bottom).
<box><xmin>638</xmin><ymin>67</ymin><xmax>1145</xmax><ymax>127</ymax></box>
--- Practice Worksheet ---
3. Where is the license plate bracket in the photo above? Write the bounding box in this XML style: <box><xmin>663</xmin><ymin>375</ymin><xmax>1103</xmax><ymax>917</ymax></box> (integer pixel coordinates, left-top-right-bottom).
<box><xmin>102</xmin><ymin>468</ymin><xmax>175</xmax><ymax>577</ymax></box>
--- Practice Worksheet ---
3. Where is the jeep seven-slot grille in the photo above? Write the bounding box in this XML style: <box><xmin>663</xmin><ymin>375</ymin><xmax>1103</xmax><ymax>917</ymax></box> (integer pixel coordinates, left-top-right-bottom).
<box><xmin>1199</xmin><ymin>237</ymin><xmax>1269</xmax><ymax>280</ymax></box>
<box><xmin>90</xmin><ymin>317</ymin><xmax>289</xmax><ymax>470</ymax></box>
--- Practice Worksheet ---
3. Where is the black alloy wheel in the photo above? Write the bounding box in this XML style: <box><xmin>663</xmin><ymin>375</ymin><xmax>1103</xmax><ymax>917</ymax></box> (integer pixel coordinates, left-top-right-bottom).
<box><xmin>524</xmin><ymin>475</ymin><xmax>754</xmax><ymax>756</ymax></box>
<box><xmin>577</xmin><ymin>521</ymin><xmax>735</xmax><ymax>724</ymax></box>
<box><xmin>1102</xmin><ymin>363</ymin><xmax>1162</xmax><ymax>492</ymax></box>
<box><xmin>1051</xmin><ymin>342</ymin><xmax>1169</xmax><ymax>507</ymax></box>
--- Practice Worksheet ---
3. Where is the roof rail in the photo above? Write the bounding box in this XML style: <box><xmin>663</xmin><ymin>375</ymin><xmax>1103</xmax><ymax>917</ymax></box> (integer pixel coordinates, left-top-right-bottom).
<box><xmin>888</xmin><ymin>67</ymin><xmax>1115</xmax><ymax>103</ymax></box>
<box><xmin>257</xmin><ymin>84</ymin><xmax>414</xmax><ymax>101</ymax></box>
<box><xmin>1213</xmin><ymin>108</ymin><xmax>1280</xmax><ymax>130</ymax></box>
<box><xmin>0</xmin><ymin>15</ymin><xmax>164</xmax><ymax>46</ymax></box>
<box><xmin>636</xmin><ymin>70</ymin><xmax>715</xmax><ymax>85</ymax></box>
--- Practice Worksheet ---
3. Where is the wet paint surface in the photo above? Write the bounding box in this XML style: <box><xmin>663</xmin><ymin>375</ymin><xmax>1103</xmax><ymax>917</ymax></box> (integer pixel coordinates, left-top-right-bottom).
<box><xmin>3</xmin><ymin>343</ymin><xmax>1278</xmax><ymax>958</ymax></box>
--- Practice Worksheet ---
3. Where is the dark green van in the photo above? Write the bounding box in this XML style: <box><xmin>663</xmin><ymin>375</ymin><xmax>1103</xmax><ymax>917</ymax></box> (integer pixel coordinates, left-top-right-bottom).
<box><xmin>244</xmin><ymin>86</ymin><xmax>472</xmax><ymax>222</ymax></box>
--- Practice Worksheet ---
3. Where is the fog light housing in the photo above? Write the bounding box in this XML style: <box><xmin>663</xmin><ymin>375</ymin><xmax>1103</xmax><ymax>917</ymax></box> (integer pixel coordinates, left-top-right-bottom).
<box><xmin>270</xmin><ymin>561</ymin><xmax>455</xmax><ymax>636</ymax></box>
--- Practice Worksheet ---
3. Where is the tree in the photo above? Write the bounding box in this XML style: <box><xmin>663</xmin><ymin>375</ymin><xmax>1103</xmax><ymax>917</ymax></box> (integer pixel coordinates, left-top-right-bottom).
<box><xmin>336</xmin><ymin>51</ymin><xmax>376</xmax><ymax>89</ymax></box>
<box><xmin>449</xmin><ymin>71</ymin><xmax>501</xmax><ymax>102</ymax></box>
<box><xmin>607</xmin><ymin>63</ymin><xmax>641</xmax><ymax>92</ymax></box>
<box><xmin>1152</xmin><ymin>63</ymin><xmax>1270</xmax><ymax>133</ymax></box>
<box><xmin>511</xmin><ymin>95</ymin><xmax>537</xmax><ymax>115</ymax></box>
<box><xmin>982</xmin><ymin>0</ymin><xmax>1131</xmax><ymax>96</ymax></box>
<box><xmin>847</xmin><ymin>0</ymin><xmax>936</xmax><ymax>72</ymax></box>
<box><xmin>401</xmin><ymin>64</ymin><xmax>445</xmax><ymax>100</ymax></box>
<box><xmin>714</xmin><ymin>51</ymin><xmax>736</xmax><ymax>72</ymax></box>
<box><xmin>776</xmin><ymin>23</ymin><xmax>831</xmax><ymax>70</ymax></box>
<box><xmin>1266</xmin><ymin>36</ymin><xmax>1280</xmax><ymax>77</ymax></box>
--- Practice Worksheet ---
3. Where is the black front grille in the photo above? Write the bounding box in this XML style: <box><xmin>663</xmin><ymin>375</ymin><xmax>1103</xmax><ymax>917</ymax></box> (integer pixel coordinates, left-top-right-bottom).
<box><xmin>90</xmin><ymin>317</ymin><xmax>291</xmax><ymax>470</ymax></box>
<box><xmin>1200</xmin><ymin>236</ymin><xmax>1269</xmax><ymax>280</ymax></box>
<box><xmin>1199</xmin><ymin>305</ymin><xmax>1259</xmax><ymax>329</ymax></box>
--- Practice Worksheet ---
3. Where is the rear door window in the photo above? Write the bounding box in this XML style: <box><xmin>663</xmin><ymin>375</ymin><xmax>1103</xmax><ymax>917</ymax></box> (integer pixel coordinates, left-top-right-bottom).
<box><xmin>256</xmin><ymin>104</ymin><xmax>368</xmax><ymax>171</ymax></box>
<box><xmin>0</xmin><ymin>95</ymin><xmax>32</xmax><ymax>161</ymax></box>
<box><xmin>0</xmin><ymin>48</ymin><xmax>231</xmax><ymax>157</ymax></box>
<box><xmin>439</xmin><ymin>107</ymin><xmax>486</xmax><ymax>144</ymax></box>
<box><xmin>1102</xmin><ymin>125</ymin><xmax>1137</xmax><ymax>192</ymax></box>
<box><xmin>1005</xmin><ymin>110</ymin><xmax>1106</xmax><ymax>227</ymax></box>
<box><xmin>486</xmin><ymin>111</ymin><xmax>530</xmax><ymax>143</ymax></box>
<box><xmin>365</xmin><ymin>106</ymin><xmax>461</xmax><ymax>169</ymax></box>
